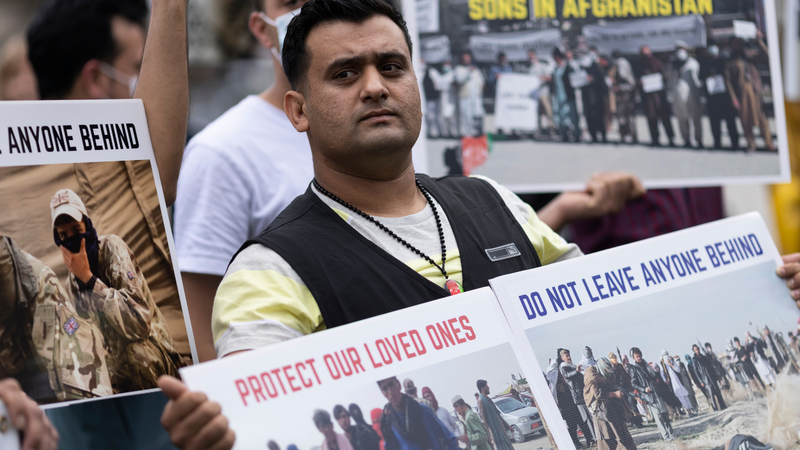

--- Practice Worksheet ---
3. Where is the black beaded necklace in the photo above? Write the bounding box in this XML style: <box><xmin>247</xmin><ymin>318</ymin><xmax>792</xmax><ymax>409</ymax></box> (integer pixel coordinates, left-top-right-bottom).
<box><xmin>311</xmin><ymin>177</ymin><xmax>463</xmax><ymax>295</ymax></box>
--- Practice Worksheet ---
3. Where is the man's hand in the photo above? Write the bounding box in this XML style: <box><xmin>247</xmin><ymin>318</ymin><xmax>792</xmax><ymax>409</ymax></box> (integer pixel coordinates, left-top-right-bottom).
<box><xmin>459</xmin><ymin>435</ymin><xmax>469</xmax><ymax>444</ymax></box>
<box><xmin>732</xmin><ymin>97</ymin><xmax>740</xmax><ymax>111</ymax></box>
<box><xmin>159</xmin><ymin>376</ymin><xmax>235</xmax><ymax>450</ymax></box>
<box><xmin>539</xmin><ymin>173</ymin><xmax>646</xmax><ymax>232</ymax></box>
<box><xmin>644</xmin><ymin>387</ymin><xmax>653</xmax><ymax>393</ymax></box>
<box><xmin>777</xmin><ymin>254</ymin><xmax>800</xmax><ymax>308</ymax></box>
<box><xmin>609</xmin><ymin>391</ymin><xmax>623</xmax><ymax>399</ymax></box>
<box><xmin>60</xmin><ymin>239</ymin><xmax>93</xmax><ymax>284</ymax></box>
<box><xmin>0</xmin><ymin>379</ymin><xmax>58</xmax><ymax>450</ymax></box>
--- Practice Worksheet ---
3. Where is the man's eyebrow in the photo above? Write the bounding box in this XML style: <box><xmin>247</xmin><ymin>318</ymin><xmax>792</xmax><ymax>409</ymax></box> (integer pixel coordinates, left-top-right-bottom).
<box><xmin>325</xmin><ymin>51</ymin><xmax>410</xmax><ymax>73</ymax></box>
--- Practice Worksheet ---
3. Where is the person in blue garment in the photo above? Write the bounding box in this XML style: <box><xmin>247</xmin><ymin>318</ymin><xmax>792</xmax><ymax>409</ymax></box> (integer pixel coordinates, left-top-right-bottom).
<box><xmin>377</xmin><ymin>377</ymin><xmax>458</xmax><ymax>450</ymax></box>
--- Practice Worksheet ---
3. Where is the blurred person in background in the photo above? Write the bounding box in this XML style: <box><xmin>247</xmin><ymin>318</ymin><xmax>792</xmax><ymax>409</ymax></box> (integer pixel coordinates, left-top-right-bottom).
<box><xmin>670</xmin><ymin>41</ymin><xmax>704</xmax><ymax>149</ymax></box>
<box><xmin>173</xmin><ymin>0</ymin><xmax>314</xmax><ymax>363</ymax></box>
<box><xmin>0</xmin><ymin>35</ymin><xmax>38</xmax><ymax>101</ymax></box>
<box><xmin>26</xmin><ymin>0</ymin><xmax>190</xmax><ymax>448</ymax></box>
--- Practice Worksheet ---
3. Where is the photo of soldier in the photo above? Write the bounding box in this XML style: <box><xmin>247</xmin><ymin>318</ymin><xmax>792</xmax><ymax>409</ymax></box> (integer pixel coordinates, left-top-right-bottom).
<box><xmin>0</xmin><ymin>161</ymin><xmax>192</xmax><ymax>403</ymax></box>
<box><xmin>0</xmin><ymin>230</ymin><xmax>112</xmax><ymax>403</ymax></box>
<box><xmin>51</xmin><ymin>188</ymin><xmax>181</xmax><ymax>393</ymax></box>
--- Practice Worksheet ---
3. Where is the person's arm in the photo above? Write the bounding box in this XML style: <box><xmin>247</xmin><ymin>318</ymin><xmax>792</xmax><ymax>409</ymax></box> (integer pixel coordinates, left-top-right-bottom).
<box><xmin>537</xmin><ymin>172</ymin><xmax>646</xmax><ymax>232</ymax></box>
<box><xmin>0</xmin><ymin>378</ymin><xmax>59</xmax><ymax>450</ymax></box>
<box><xmin>465</xmin><ymin>413</ymin><xmax>488</xmax><ymax>445</ymax></box>
<box><xmin>134</xmin><ymin>0</ymin><xmax>189</xmax><ymax>206</ymax></box>
<box><xmin>182</xmin><ymin>273</ymin><xmax>221</xmax><ymax>362</ymax></box>
<box><xmin>62</xmin><ymin>236</ymin><xmax>151</xmax><ymax>341</ymax></box>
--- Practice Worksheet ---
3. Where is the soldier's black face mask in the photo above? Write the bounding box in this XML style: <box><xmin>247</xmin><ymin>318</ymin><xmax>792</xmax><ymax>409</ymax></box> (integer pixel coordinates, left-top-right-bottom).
<box><xmin>54</xmin><ymin>217</ymin><xmax>100</xmax><ymax>277</ymax></box>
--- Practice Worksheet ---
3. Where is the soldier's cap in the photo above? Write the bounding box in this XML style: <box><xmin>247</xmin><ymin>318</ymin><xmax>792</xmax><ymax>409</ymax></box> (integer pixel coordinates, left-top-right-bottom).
<box><xmin>50</xmin><ymin>188</ymin><xmax>88</xmax><ymax>228</ymax></box>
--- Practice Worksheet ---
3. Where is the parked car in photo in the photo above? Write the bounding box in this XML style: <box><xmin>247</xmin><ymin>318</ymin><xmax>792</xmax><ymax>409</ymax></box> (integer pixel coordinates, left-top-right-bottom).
<box><xmin>493</xmin><ymin>397</ymin><xmax>545</xmax><ymax>443</ymax></box>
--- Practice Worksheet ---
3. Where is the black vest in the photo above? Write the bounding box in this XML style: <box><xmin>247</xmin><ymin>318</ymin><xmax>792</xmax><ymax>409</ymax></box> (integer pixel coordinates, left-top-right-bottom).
<box><xmin>233</xmin><ymin>175</ymin><xmax>541</xmax><ymax>328</ymax></box>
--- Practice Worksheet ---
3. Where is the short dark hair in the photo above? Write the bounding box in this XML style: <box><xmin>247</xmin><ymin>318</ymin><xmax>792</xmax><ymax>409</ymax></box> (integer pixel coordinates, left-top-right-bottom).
<box><xmin>630</xmin><ymin>347</ymin><xmax>642</xmax><ymax>357</ymax></box>
<box><xmin>692</xmin><ymin>344</ymin><xmax>700</xmax><ymax>352</ymax></box>
<box><xmin>27</xmin><ymin>0</ymin><xmax>148</xmax><ymax>100</ymax></box>
<box><xmin>281</xmin><ymin>0</ymin><xmax>412</xmax><ymax>90</ymax></box>
<box><xmin>734</xmin><ymin>337</ymin><xmax>740</xmax><ymax>343</ymax></box>
<box><xmin>704</xmin><ymin>342</ymin><xmax>712</xmax><ymax>348</ymax></box>
<box><xmin>333</xmin><ymin>404</ymin><xmax>348</xmax><ymax>419</ymax></box>
<box><xmin>476</xmin><ymin>379</ymin><xmax>487</xmax><ymax>391</ymax></box>
<box><xmin>313</xmin><ymin>409</ymin><xmax>332</xmax><ymax>428</ymax></box>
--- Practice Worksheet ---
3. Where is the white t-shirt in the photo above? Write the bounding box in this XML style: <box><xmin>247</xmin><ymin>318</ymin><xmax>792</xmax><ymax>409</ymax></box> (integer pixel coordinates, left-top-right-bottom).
<box><xmin>174</xmin><ymin>95</ymin><xmax>313</xmax><ymax>276</ymax></box>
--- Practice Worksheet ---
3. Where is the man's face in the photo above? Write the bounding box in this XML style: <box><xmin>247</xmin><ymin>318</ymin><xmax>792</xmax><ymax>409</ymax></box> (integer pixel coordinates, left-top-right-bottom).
<box><xmin>296</xmin><ymin>15</ymin><xmax>421</xmax><ymax>179</ymax></box>
<box><xmin>104</xmin><ymin>16</ymin><xmax>145</xmax><ymax>99</ymax></box>
<box><xmin>735</xmin><ymin>340</ymin><xmax>742</xmax><ymax>348</ymax></box>
<box><xmin>55</xmin><ymin>217</ymin><xmax>86</xmax><ymax>241</ymax></box>
<box><xmin>454</xmin><ymin>403</ymin><xmax>466</xmax><ymax>416</ymax></box>
<box><xmin>423</xmin><ymin>390</ymin><xmax>434</xmax><ymax>404</ymax></box>
<box><xmin>633</xmin><ymin>353</ymin><xmax>643</xmax><ymax>363</ymax></box>
<box><xmin>462</xmin><ymin>53</ymin><xmax>472</xmax><ymax>65</ymax></box>
<box><xmin>528</xmin><ymin>52</ymin><xmax>537</xmax><ymax>63</ymax></box>
<box><xmin>335</xmin><ymin>411</ymin><xmax>351</xmax><ymax>431</ymax></box>
<box><xmin>641</xmin><ymin>46</ymin><xmax>652</xmax><ymax>57</ymax></box>
<box><xmin>379</xmin><ymin>379</ymin><xmax>403</xmax><ymax>406</ymax></box>
<box><xmin>481</xmin><ymin>384</ymin><xmax>490</xmax><ymax>395</ymax></box>
<box><xmin>561</xmin><ymin>352</ymin><xmax>572</xmax><ymax>364</ymax></box>
<box><xmin>693</xmin><ymin>347</ymin><xmax>701</xmax><ymax>356</ymax></box>
<box><xmin>705</xmin><ymin>345</ymin><xmax>713</xmax><ymax>353</ymax></box>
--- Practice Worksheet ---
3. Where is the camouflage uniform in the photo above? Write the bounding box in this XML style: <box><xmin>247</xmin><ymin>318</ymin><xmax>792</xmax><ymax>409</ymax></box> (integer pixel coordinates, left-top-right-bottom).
<box><xmin>68</xmin><ymin>234</ymin><xmax>180</xmax><ymax>393</ymax></box>
<box><xmin>0</xmin><ymin>236</ymin><xmax>112</xmax><ymax>402</ymax></box>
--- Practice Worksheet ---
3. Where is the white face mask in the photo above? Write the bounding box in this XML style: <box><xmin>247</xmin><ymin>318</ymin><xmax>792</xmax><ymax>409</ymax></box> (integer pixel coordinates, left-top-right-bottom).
<box><xmin>676</xmin><ymin>49</ymin><xmax>688</xmax><ymax>61</ymax></box>
<box><xmin>259</xmin><ymin>7</ymin><xmax>302</xmax><ymax>60</ymax></box>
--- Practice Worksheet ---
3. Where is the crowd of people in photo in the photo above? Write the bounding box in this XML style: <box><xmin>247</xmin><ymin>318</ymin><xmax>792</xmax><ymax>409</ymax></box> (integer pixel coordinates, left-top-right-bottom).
<box><xmin>545</xmin><ymin>322</ymin><xmax>800</xmax><ymax>450</ymax></box>
<box><xmin>267</xmin><ymin>376</ymin><xmax>539</xmax><ymax>450</ymax></box>
<box><xmin>423</xmin><ymin>34</ymin><xmax>777</xmax><ymax>153</ymax></box>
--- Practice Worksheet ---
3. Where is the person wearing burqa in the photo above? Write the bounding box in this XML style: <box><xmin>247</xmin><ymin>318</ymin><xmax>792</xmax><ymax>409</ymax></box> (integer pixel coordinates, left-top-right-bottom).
<box><xmin>638</xmin><ymin>45</ymin><xmax>675</xmax><ymax>147</ymax></box>
<box><xmin>627</xmin><ymin>348</ymin><xmax>674</xmax><ymax>442</ymax></box>
<box><xmin>335</xmin><ymin>404</ymin><xmax>381</xmax><ymax>450</ymax></box>
<box><xmin>690</xmin><ymin>345</ymin><xmax>726</xmax><ymax>411</ymax></box>
<box><xmin>547</xmin><ymin>349</ymin><xmax>595</xmax><ymax>448</ymax></box>
<box><xmin>422</xmin><ymin>387</ymin><xmax>460</xmax><ymax>438</ymax></box>
<box><xmin>477</xmin><ymin>380</ymin><xmax>514</xmax><ymax>450</ymax></box>
<box><xmin>725</xmin><ymin>36</ymin><xmax>775</xmax><ymax>153</ymax></box>
<box><xmin>582</xmin><ymin>55</ymin><xmax>610</xmax><ymax>143</ymax></box>
<box><xmin>583</xmin><ymin>358</ymin><xmax>637</xmax><ymax>450</ymax></box>
<box><xmin>378</xmin><ymin>377</ymin><xmax>458</xmax><ymax>450</ymax></box>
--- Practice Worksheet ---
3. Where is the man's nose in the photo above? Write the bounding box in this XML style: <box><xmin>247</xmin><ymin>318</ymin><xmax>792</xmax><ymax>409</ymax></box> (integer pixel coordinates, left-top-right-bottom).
<box><xmin>360</xmin><ymin>66</ymin><xmax>389</xmax><ymax>102</ymax></box>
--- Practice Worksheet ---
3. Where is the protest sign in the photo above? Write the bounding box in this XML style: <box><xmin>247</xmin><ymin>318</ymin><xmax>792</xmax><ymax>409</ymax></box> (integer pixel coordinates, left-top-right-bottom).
<box><xmin>0</xmin><ymin>100</ymin><xmax>195</xmax><ymax>407</ymax></box>
<box><xmin>181</xmin><ymin>287</ymin><xmax>570</xmax><ymax>450</ymax></box>
<box><xmin>495</xmin><ymin>73</ymin><xmax>540</xmax><ymax>131</ymax></box>
<box><xmin>420</xmin><ymin>0</ymin><xmax>790</xmax><ymax>192</ymax></box>
<box><xmin>641</xmin><ymin>73</ymin><xmax>664</xmax><ymax>93</ymax></box>
<box><xmin>490</xmin><ymin>213</ymin><xmax>799</xmax><ymax>448</ymax></box>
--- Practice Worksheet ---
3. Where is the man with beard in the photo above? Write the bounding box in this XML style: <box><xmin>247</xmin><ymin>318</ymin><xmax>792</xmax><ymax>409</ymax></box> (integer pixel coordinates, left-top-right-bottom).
<box><xmin>627</xmin><ymin>348</ymin><xmax>674</xmax><ymax>442</ymax></box>
<box><xmin>377</xmin><ymin>377</ymin><xmax>458</xmax><ymax>450</ymax></box>
<box><xmin>334</xmin><ymin>404</ymin><xmax>381</xmax><ymax>450</ymax></box>
<box><xmin>557</xmin><ymin>349</ymin><xmax>596</xmax><ymax>447</ymax></box>
<box><xmin>690</xmin><ymin>345</ymin><xmax>726</xmax><ymax>411</ymax></box>
<box><xmin>477</xmin><ymin>380</ymin><xmax>514</xmax><ymax>450</ymax></box>
<box><xmin>51</xmin><ymin>188</ymin><xmax>180</xmax><ymax>392</ymax></box>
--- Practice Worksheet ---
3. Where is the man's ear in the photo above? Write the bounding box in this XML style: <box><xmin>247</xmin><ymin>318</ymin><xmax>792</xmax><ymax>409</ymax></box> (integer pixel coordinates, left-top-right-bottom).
<box><xmin>285</xmin><ymin>90</ymin><xmax>309</xmax><ymax>133</ymax></box>
<box><xmin>78</xmin><ymin>59</ymin><xmax>110</xmax><ymax>99</ymax></box>
<box><xmin>248</xmin><ymin>11</ymin><xmax>276</xmax><ymax>50</ymax></box>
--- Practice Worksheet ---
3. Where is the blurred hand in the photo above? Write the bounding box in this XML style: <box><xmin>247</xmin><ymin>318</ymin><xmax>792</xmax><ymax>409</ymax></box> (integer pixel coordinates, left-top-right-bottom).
<box><xmin>732</xmin><ymin>97</ymin><xmax>740</xmax><ymax>111</ymax></box>
<box><xmin>776</xmin><ymin>254</ymin><xmax>800</xmax><ymax>308</ymax></box>
<box><xmin>540</xmin><ymin>173</ymin><xmax>646</xmax><ymax>231</ymax></box>
<box><xmin>0</xmin><ymin>378</ymin><xmax>58</xmax><ymax>450</ymax></box>
<box><xmin>60</xmin><ymin>239</ymin><xmax>93</xmax><ymax>284</ymax></box>
<box><xmin>159</xmin><ymin>376</ymin><xmax>235</xmax><ymax>450</ymax></box>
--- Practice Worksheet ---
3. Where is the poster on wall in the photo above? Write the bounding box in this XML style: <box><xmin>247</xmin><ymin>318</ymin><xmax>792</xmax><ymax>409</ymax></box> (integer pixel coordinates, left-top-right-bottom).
<box><xmin>0</xmin><ymin>100</ymin><xmax>196</xmax><ymax>407</ymax></box>
<box><xmin>181</xmin><ymin>287</ymin><xmax>573</xmax><ymax>450</ymax></box>
<box><xmin>490</xmin><ymin>213</ymin><xmax>800</xmax><ymax>449</ymax></box>
<box><xmin>418</xmin><ymin>0</ymin><xmax>791</xmax><ymax>192</ymax></box>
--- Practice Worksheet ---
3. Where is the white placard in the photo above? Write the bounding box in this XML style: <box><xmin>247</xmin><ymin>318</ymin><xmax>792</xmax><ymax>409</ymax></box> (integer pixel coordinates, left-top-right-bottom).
<box><xmin>181</xmin><ymin>287</ymin><xmax>574</xmax><ymax>450</ymax></box>
<box><xmin>706</xmin><ymin>74</ymin><xmax>727</xmax><ymax>95</ymax></box>
<box><xmin>494</xmin><ymin>73</ymin><xmax>541</xmax><ymax>131</ymax></box>
<box><xmin>0</xmin><ymin>100</ymin><xmax>197</xmax><ymax>408</ymax></box>
<box><xmin>641</xmin><ymin>73</ymin><xmax>664</xmax><ymax>93</ymax></box>
<box><xmin>569</xmin><ymin>70</ymin><xmax>590</xmax><ymax>89</ymax></box>
<box><xmin>734</xmin><ymin>20</ymin><xmax>759</xmax><ymax>40</ymax></box>
<box><xmin>490</xmin><ymin>213</ymin><xmax>798</xmax><ymax>449</ymax></box>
